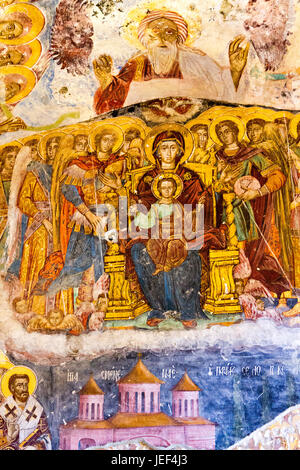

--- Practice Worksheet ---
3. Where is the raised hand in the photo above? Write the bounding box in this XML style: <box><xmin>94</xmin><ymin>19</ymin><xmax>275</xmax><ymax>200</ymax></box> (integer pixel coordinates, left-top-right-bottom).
<box><xmin>98</xmin><ymin>171</ymin><xmax>122</xmax><ymax>191</ymax></box>
<box><xmin>93</xmin><ymin>55</ymin><xmax>113</xmax><ymax>89</ymax></box>
<box><xmin>229</xmin><ymin>35</ymin><xmax>250</xmax><ymax>89</ymax></box>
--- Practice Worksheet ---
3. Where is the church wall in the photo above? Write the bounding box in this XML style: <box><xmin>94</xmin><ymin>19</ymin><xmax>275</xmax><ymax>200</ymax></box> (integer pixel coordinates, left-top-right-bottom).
<box><xmin>112</xmin><ymin>425</ymin><xmax>186</xmax><ymax>449</ymax></box>
<box><xmin>183</xmin><ymin>424</ymin><xmax>216</xmax><ymax>450</ymax></box>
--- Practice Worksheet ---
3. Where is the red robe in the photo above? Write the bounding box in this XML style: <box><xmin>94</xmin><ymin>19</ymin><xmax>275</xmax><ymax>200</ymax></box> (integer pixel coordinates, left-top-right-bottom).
<box><xmin>94</xmin><ymin>54</ymin><xmax>183</xmax><ymax>115</ymax></box>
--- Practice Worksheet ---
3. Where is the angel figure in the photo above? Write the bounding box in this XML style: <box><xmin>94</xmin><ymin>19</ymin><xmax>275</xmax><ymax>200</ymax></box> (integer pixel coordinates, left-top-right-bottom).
<box><xmin>27</xmin><ymin>309</ymin><xmax>84</xmax><ymax>334</ymax></box>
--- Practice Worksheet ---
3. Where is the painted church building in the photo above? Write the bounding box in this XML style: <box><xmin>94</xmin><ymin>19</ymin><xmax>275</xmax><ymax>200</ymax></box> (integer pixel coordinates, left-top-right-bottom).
<box><xmin>59</xmin><ymin>359</ymin><xmax>216</xmax><ymax>450</ymax></box>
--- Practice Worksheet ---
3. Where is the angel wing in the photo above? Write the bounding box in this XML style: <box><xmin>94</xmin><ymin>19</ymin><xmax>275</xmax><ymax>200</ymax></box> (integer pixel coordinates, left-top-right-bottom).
<box><xmin>5</xmin><ymin>145</ymin><xmax>32</xmax><ymax>270</ymax></box>
<box><xmin>233</xmin><ymin>248</ymin><xmax>252</xmax><ymax>279</ymax></box>
<box><xmin>50</xmin><ymin>0</ymin><xmax>94</xmax><ymax>76</ymax></box>
<box><xmin>27</xmin><ymin>314</ymin><xmax>49</xmax><ymax>332</ymax></box>
<box><xmin>32</xmin><ymin>51</ymin><xmax>51</xmax><ymax>82</ymax></box>
<box><xmin>50</xmin><ymin>134</ymin><xmax>76</xmax><ymax>251</ymax></box>
<box><xmin>60</xmin><ymin>314</ymin><xmax>84</xmax><ymax>333</ymax></box>
<box><xmin>244</xmin><ymin>0</ymin><xmax>290</xmax><ymax>71</ymax></box>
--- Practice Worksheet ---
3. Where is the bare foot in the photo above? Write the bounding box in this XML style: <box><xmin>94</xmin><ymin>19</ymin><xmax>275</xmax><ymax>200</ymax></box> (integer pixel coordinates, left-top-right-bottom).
<box><xmin>146</xmin><ymin>317</ymin><xmax>164</xmax><ymax>327</ymax></box>
<box><xmin>182</xmin><ymin>319</ymin><xmax>197</xmax><ymax>329</ymax></box>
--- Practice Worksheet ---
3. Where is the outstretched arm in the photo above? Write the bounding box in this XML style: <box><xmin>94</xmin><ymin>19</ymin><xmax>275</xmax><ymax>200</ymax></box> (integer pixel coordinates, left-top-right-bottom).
<box><xmin>93</xmin><ymin>55</ymin><xmax>137</xmax><ymax>115</ymax></box>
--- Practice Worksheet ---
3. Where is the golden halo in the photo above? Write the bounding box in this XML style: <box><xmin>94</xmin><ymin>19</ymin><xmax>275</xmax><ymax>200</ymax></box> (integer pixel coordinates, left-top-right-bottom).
<box><xmin>17</xmin><ymin>133</ymin><xmax>43</xmax><ymax>146</ymax></box>
<box><xmin>242</xmin><ymin>106</ymin><xmax>276</xmax><ymax>120</ymax></box>
<box><xmin>62</xmin><ymin>122</ymin><xmax>89</xmax><ymax>134</ymax></box>
<box><xmin>0</xmin><ymin>3</ymin><xmax>45</xmax><ymax>45</ymax></box>
<box><xmin>151</xmin><ymin>172</ymin><xmax>183</xmax><ymax>199</ymax></box>
<box><xmin>186</xmin><ymin>117</ymin><xmax>212</xmax><ymax>130</ymax></box>
<box><xmin>66</xmin><ymin>127</ymin><xmax>91</xmax><ymax>151</ymax></box>
<box><xmin>91</xmin><ymin>116</ymin><xmax>149</xmax><ymax>132</ymax></box>
<box><xmin>244</xmin><ymin>111</ymin><xmax>273</xmax><ymax>125</ymax></box>
<box><xmin>209</xmin><ymin>115</ymin><xmax>245</xmax><ymax>146</ymax></box>
<box><xmin>67</xmin><ymin>127</ymin><xmax>90</xmax><ymax>137</ymax></box>
<box><xmin>0</xmin><ymin>64</ymin><xmax>36</xmax><ymax>104</ymax></box>
<box><xmin>144</xmin><ymin>122</ymin><xmax>195</xmax><ymax>165</ymax></box>
<box><xmin>185</xmin><ymin>118</ymin><xmax>214</xmax><ymax>153</ymax></box>
<box><xmin>38</xmin><ymin>130</ymin><xmax>67</xmax><ymax>161</ymax></box>
<box><xmin>198</xmin><ymin>106</ymin><xmax>231</xmax><ymax>120</ymax></box>
<box><xmin>89</xmin><ymin>123</ymin><xmax>124</xmax><ymax>153</ymax></box>
<box><xmin>20</xmin><ymin>38</ymin><xmax>42</xmax><ymax>67</ymax></box>
<box><xmin>0</xmin><ymin>40</ymin><xmax>41</xmax><ymax>67</ymax></box>
<box><xmin>119</xmin><ymin>121</ymin><xmax>149</xmax><ymax>140</ymax></box>
<box><xmin>289</xmin><ymin>114</ymin><xmax>300</xmax><ymax>140</ymax></box>
<box><xmin>1</xmin><ymin>365</ymin><xmax>37</xmax><ymax>398</ymax></box>
<box><xmin>0</xmin><ymin>139</ymin><xmax>22</xmax><ymax>154</ymax></box>
<box><xmin>121</xmin><ymin>1</ymin><xmax>202</xmax><ymax>50</ymax></box>
<box><xmin>274</xmin><ymin>111</ymin><xmax>295</xmax><ymax>122</ymax></box>
<box><xmin>0</xmin><ymin>351</ymin><xmax>14</xmax><ymax>371</ymax></box>
<box><xmin>0</xmin><ymin>1</ymin><xmax>30</xmax><ymax>7</ymax></box>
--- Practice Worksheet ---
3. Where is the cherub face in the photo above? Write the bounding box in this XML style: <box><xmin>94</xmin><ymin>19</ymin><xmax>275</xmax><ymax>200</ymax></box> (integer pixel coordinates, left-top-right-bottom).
<box><xmin>96</xmin><ymin>296</ymin><xmax>108</xmax><ymax>313</ymax></box>
<box><xmin>88</xmin><ymin>312</ymin><xmax>104</xmax><ymax>331</ymax></box>
<box><xmin>255</xmin><ymin>299</ymin><xmax>265</xmax><ymax>311</ymax></box>
<box><xmin>48</xmin><ymin>310</ymin><xmax>63</xmax><ymax>327</ymax></box>
<box><xmin>234</xmin><ymin>279</ymin><xmax>245</xmax><ymax>296</ymax></box>
<box><xmin>14</xmin><ymin>298</ymin><xmax>28</xmax><ymax>314</ymax></box>
<box><xmin>0</xmin><ymin>21</ymin><xmax>23</xmax><ymax>40</ymax></box>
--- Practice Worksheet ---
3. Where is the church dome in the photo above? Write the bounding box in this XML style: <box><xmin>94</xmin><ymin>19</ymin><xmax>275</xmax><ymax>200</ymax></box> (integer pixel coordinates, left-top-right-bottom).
<box><xmin>118</xmin><ymin>359</ymin><xmax>164</xmax><ymax>385</ymax></box>
<box><xmin>79</xmin><ymin>375</ymin><xmax>104</xmax><ymax>395</ymax></box>
<box><xmin>172</xmin><ymin>372</ymin><xmax>201</xmax><ymax>392</ymax></box>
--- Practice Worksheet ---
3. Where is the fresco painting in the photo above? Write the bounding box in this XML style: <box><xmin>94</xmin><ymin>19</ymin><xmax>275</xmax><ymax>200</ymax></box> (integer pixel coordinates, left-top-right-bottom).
<box><xmin>0</xmin><ymin>0</ymin><xmax>300</xmax><ymax>452</ymax></box>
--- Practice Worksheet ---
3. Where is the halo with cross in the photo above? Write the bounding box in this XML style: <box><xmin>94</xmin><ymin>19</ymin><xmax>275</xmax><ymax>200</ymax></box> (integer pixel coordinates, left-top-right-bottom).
<box><xmin>1</xmin><ymin>365</ymin><xmax>37</xmax><ymax>398</ymax></box>
<box><xmin>151</xmin><ymin>172</ymin><xmax>183</xmax><ymax>199</ymax></box>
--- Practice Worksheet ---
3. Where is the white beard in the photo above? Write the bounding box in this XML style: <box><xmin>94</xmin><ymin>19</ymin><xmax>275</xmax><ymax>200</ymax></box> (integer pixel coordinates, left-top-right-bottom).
<box><xmin>147</xmin><ymin>42</ymin><xmax>178</xmax><ymax>76</ymax></box>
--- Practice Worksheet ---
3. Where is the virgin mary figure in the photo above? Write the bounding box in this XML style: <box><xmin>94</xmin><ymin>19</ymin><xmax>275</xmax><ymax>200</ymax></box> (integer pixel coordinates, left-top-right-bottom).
<box><xmin>126</xmin><ymin>123</ymin><xmax>227</xmax><ymax>329</ymax></box>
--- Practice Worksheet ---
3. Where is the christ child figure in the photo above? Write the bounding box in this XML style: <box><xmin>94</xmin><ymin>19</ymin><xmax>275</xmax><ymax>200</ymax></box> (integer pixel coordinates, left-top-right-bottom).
<box><xmin>135</xmin><ymin>175</ymin><xmax>189</xmax><ymax>275</ymax></box>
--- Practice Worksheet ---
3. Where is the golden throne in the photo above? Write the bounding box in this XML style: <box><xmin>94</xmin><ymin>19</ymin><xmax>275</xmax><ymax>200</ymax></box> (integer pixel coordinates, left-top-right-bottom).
<box><xmin>104</xmin><ymin>162</ymin><xmax>242</xmax><ymax>321</ymax></box>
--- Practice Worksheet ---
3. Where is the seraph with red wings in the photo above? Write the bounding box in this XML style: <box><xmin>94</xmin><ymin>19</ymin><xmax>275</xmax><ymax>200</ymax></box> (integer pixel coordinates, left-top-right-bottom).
<box><xmin>50</xmin><ymin>0</ymin><xmax>94</xmax><ymax>76</ymax></box>
<box><xmin>244</xmin><ymin>0</ymin><xmax>291</xmax><ymax>71</ymax></box>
